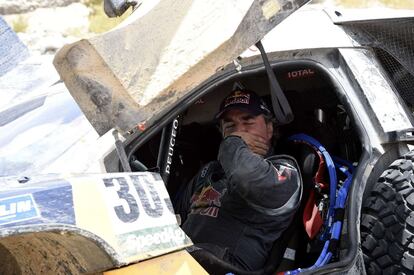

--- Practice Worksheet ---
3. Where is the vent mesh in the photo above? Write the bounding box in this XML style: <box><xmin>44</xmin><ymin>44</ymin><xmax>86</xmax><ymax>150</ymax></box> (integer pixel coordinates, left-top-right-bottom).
<box><xmin>343</xmin><ymin>18</ymin><xmax>414</xmax><ymax>110</ymax></box>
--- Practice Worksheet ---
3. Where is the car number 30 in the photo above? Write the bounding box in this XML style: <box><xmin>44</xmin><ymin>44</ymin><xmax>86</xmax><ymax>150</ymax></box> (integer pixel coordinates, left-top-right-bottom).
<box><xmin>103</xmin><ymin>175</ymin><xmax>169</xmax><ymax>223</ymax></box>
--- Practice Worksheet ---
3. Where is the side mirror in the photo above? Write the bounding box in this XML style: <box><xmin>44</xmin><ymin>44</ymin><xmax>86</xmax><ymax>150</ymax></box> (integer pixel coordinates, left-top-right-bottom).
<box><xmin>104</xmin><ymin>0</ymin><xmax>137</xmax><ymax>18</ymax></box>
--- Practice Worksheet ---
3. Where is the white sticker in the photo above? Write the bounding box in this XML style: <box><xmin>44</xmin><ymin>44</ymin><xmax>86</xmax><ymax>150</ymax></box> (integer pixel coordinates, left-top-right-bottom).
<box><xmin>100</xmin><ymin>173</ymin><xmax>177</xmax><ymax>235</ymax></box>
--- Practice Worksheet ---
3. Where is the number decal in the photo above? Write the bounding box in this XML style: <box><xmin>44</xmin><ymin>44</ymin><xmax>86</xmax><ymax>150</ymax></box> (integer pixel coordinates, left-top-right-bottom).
<box><xmin>164</xmin><ymin>198</ymin><xmax>175</xmax><ymax>214</ymax></box>
<box><xmin>131</xmin><ymin>175</ymin><xmax>163</xmax><ymax>218</ymax></box>
<box><xmin>103</xmin><ymin>177</ymin><xmax>139</xmax><ymax>223</ymax></box>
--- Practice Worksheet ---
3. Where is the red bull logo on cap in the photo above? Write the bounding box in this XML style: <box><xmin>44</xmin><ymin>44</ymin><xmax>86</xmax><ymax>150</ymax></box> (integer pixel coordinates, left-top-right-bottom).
<box><xmin>224</xmin><ymin>91</ymin><xmax>250</xmax><ymax>107</ymax></box>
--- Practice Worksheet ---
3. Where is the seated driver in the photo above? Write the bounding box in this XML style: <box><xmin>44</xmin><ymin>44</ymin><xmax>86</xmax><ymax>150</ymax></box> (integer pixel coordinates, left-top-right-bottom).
<box><xmin>176</xmin><ymin>88</ymin><xmax>302</xmax><ymax>271</ymax></box>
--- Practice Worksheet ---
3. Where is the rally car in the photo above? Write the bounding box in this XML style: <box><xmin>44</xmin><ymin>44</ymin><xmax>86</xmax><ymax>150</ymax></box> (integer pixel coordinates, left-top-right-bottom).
<box><xmin>1</xmin><ymin>0</ymin><xmax>414</xmax><ymax>274</ymax></box>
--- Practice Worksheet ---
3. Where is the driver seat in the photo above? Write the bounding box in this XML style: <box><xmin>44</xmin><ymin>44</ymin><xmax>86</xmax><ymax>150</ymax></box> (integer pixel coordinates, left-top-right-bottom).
<box><xmin>188</xmin><ymin>218</ymin><xmax>299</xmax><ymax>275</ymax></box>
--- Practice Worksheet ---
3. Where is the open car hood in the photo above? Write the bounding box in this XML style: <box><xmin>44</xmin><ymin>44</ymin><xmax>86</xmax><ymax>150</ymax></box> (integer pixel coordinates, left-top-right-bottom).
<box><xmin>54</xmin><ymin>0</ymin><xmax>310</xmax><ymax>136</ymax></box>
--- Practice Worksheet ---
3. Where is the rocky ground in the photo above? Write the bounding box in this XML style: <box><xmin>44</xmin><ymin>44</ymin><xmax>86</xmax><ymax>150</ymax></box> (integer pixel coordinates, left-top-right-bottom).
<box><xmin>0</xmin><ymin>0</ymin><xmax>411</xmax><ymax>56</ymax></box>
<box><xmin>1</xmin><ymin>1</ymin><xmax>92</xmax><ymax>55</ymax></box>
<box><xmin>0</xmin><ymin>0</ymin><xmax>78</xmax><ymax>14</ymax></box>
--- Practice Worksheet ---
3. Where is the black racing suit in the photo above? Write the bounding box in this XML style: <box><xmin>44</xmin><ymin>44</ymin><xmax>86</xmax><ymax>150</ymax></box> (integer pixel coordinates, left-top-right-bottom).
<box><xmin>177</xmin><ymin>136</ymin><xmax>302</xmax><ymax>270</ymax></box>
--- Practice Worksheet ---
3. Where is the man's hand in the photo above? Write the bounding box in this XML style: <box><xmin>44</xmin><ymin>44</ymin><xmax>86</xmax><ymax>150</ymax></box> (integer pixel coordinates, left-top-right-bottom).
<box><xmin>230</xmin><ymin>132</ymin><xmax>269</xmax><ymax>156</ymax></box>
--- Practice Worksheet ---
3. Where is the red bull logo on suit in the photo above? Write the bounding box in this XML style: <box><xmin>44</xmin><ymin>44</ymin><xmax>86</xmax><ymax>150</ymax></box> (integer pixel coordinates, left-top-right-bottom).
<box><xmin>190</xmin><ymin>186</ymin><xmax>223</xmax><ymax>218</ymax></box>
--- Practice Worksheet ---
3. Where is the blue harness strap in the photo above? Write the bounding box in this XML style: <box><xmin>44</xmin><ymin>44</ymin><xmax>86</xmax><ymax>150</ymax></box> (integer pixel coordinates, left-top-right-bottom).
<box><xmin>284</xmin><ymin>134</ymin><xmax>353</xmax><ymax>274</ymax></box>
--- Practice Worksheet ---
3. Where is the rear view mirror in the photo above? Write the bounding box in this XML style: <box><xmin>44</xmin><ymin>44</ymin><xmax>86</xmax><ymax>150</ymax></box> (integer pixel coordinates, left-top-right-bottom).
<box><xmin>104</xmin><ymin>0</ymin><xmax>137</xmax><ymax>17</ymax></box>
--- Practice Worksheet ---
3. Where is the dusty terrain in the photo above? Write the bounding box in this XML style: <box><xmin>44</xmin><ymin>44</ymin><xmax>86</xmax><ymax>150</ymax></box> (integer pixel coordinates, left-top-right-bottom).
<box><xmin>1</xmin><ymin>0</ymin><xmax>411</xmax><ymax>56</ymax></box>
<box><xmin>2</xmin><ymin>2</ymin><xmax>91</xmax><ymax>55</ymax></box>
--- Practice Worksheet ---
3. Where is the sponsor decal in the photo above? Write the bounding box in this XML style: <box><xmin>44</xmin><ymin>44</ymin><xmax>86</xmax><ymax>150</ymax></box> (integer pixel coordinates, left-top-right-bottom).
<box><xmin>200</xmin><ymin>165</ymin><xmax>210</xmax><ymax>178</ymax></box>
<box><xmin>119</xmin><ymin>225</ymin><xmax>188</xmax><ymax>255</ymax></box>
<box><xmin>0</xmin><ymin>194</ymin><xmax>39</xmax><ymax>225</ymax></box>
<box><xmin>165</xmin><ymin>118</ymin><xmax>179</xmax><ymax>174</ymax></box>
<box><xmin>224</xmin><ymin>91</ymin><xmax>250</xmax><ymax>107</ymax></box>
<box><xmin>191</xmin><ymin>186</ymin><xmax>223</xmax><ymax>218</ymax></box>
<box><xmin>274</xmin><ymin>164</ymin><xmax>293</xmax><ymax>182</ymax></box>
<box><xmin>287</xmin><ymin>69</ymin><xmax>315</xmax><ymax>79</ymax></box>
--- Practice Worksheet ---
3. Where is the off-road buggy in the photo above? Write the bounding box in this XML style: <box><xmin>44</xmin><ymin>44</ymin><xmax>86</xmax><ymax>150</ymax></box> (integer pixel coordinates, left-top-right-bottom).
<box><xmin>1</xmin><ymin>0</ymin><xmax>414</xmax><ymax>274</ymax></box>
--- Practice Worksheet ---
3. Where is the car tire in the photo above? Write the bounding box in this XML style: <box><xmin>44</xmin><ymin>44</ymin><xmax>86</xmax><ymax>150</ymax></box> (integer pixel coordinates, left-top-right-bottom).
<box><xmin>361</xmin><ymin>153</ymin><xmax>414</xmax><ymax>275</ymax></box>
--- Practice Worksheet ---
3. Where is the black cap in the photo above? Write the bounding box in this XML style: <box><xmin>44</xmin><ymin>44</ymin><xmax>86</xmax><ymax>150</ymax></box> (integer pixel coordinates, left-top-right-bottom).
<box><xmin>215</xmin><ymin>89</ymin><xmax>272</xmax><ymax>119</ymax></box>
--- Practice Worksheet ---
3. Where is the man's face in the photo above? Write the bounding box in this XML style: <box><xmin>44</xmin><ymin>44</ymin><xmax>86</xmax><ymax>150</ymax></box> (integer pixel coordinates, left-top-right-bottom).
<box><xmin>221</xmin><ymin>109</ymin><xmax>273</xmax><ymax>146</ymax></box>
